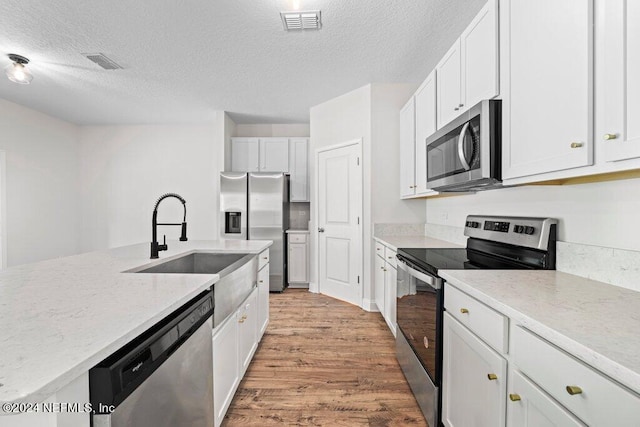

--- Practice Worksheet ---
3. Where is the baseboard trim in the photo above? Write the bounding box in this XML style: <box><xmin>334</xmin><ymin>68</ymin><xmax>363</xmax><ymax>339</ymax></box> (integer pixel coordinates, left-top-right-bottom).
<box><xmin>361</xmin><ymin>298</ymin><xmax>379</xmax><ymax>312</ymax></box>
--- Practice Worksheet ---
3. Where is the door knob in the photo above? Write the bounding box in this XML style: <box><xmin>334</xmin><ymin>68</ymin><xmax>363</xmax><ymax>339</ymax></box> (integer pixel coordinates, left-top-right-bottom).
<box><xmin>318</xmin><ymin>227</ymin><xmax>325</xmax><ymax>233</ymax></box>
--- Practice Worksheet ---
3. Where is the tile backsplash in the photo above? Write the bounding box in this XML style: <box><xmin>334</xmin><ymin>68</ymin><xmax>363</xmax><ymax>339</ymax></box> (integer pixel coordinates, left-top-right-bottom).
<box><xmin>289</xmin><ymin>202</ymin><xmax>310</xmax><ymax>229</ymax></box>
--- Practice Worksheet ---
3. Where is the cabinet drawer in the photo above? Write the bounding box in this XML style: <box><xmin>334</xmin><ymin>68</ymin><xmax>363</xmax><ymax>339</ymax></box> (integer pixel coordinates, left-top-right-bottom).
<box><xmin>258</xmin><ymin>249</ymin><xmax>269</xmax><ymax>270</ymax></box>
<box><xmin>444</xmin><ymin>285</ymin><xmax>508</xmax><ymax>353</ymax></box>
<box><xmin>374</xmin><ymin>240</ymin><xmax>386</xmax><ymax>258</ymax></box>
<box><xmin>385</xmin><ymin>247</ymin><xmax>397</xmax><ymax>268</ymax></box>
<box><xmin>288</xmin><ymin>233</ymin><xmax>307</xmax><ymax>243</ymax></box>
<box><xmin>512</xmin><ymin>326</ymin><xmax>640</xmax><ymax>426</ymax></box>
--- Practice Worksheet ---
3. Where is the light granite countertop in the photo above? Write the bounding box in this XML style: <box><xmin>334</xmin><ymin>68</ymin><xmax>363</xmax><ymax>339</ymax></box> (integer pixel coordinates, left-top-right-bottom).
<box><xmin>286</xmin><ymin>229</ymin><xmax>310</xmax><ymax>234</ymax></box>
<box><xmin>440</xmin><ymin>269</ymin><xmax>640</xmax><ymax>394</ymax></box>
<box><xmin>374</xmin><ymin>235</ymin><xmax>463</xmax><ymax>251</ymax></box>
<box><xmin>0</xmin><ymin>239</ymin><xmax>272</xmax><ymax>407</ymax></box>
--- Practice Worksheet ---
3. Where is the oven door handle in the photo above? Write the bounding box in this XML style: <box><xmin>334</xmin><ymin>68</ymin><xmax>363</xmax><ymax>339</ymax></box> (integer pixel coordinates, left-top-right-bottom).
<box><xmin>457</xmin><ymin>122</ymin><xmax>472</xmax><ymax>171</ymax></box>
<box><xmin>397</xmin><ymin>259</ymin><xmax>442</xmax><ymax>290</ymax></box>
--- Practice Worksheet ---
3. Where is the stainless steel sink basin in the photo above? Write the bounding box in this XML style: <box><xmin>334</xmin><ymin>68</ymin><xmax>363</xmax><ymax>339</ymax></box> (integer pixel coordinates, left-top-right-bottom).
<box><xmin>131</xmin><ymin>253</ymin><xmax>252</xmax><ymax>278</ymax></box>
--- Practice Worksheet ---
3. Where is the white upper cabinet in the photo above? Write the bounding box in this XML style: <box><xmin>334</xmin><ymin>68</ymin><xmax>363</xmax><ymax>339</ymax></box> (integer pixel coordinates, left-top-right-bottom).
<box><xmin>437</xmin><ymin>0</ymin><xmax>499</xmax><ymax>129</ymax></box>
<box><xmin>399</xmin><ymin>97</ymin><xmax>417</xmax><ymax>198</ymax></box>
<box><xmin>289</xmin><ymin>138</ymin><xmax>309</xmax><ymax>202</ymax></box>
<box><xmin>399</xmin><ymin>71</ymin><xmax>439</xmax><ymax>199</ymax></box>
<box><xmin>461</xmin><ymin>0</ymin><xmax>499</xmax><ymax>110</ymax></box>
<box><xmin>436</xmin><ymin>40</ymin><xmax>463</xmax><ymax>129</ymax></box>
<box><xmin>231</xmin><ymin>138</ymin><xmax>260</xmax><ymax>172</ymax></box>
<box><xmin>414</xmin><ymin>71</ymin><xmax>438</xmax><ymax>196</ymax></box>
<box><xmin>259</xmin><ymin>138</ymin><xmax>289</xmax><ymax>172</ymax></box>
<box><xmin>231</xmin><ymin>137</ymin><xmax>309</xmax><ymax>200</ymax></box>
<box><xmin>231</xmin><ymin>137</ymin><xmax>289</xmax><ymax>173</ymax></box>
<box><xmin>601</xmin><ymin>0</ymin><xmax>640</xmax><ymax>162</ymax></box>
<box><xmin>501</xmin><ymin>0</ymin><xmax>594</xmax><ymax>180</ymax></box>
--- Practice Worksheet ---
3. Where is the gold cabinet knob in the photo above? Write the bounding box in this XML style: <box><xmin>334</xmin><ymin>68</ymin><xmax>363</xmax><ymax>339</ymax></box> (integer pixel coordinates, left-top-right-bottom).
<box><xmin>376</xmin><ymin>248</ymin><xmax>381</xmax><ymax>251</ymax></box>
<box><xmin>460</xmin><ymin>308</ymin><xmax>469</xmax><ymax>314</ymax></box>
<box><xmin>604</xmin><ymin>133</ymin><xmax>617</xmax><ymax>140</ymax></box>
<box><xmin>487</xmin><ymin>373</ymin><xmax>498</xmax><ymax>381</ymax></box>
<box><xmin>570</xmin><ymin>142</ymin><xmax>583</xmax><ymax>148</ymax></box>
<box><xmin>566</xmin><ymin>386</ymin><xmax>583</xmax><ymax>395</ymax></box>
<box><xmin>263</xmin><ymin>257</ymin><xmax>268</xmax><ymax>260</ymax></box>
<box><xmin>259</xmin><ymin>280</ymin><xmax>264</xmax><ymax>283</ymax></box>
<box><xmin>509</xmin><ymin>394</ymin><xmax>521</xmax><ymax>402</ymax></box>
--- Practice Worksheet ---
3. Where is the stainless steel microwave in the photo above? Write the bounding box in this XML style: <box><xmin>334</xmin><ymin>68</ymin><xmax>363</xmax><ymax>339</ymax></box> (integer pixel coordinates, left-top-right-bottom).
<box><xmin>426</xmin><ymin>100</ymin><xmax>501</xmax><ymax>192</ymax></box>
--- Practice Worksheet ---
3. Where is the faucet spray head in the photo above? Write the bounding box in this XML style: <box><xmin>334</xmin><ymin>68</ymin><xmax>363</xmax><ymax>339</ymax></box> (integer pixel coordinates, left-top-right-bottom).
<box><xmin>180</xmin><ymin>222</ymin><xmax>188</xmax><ymax>241</ymax></box>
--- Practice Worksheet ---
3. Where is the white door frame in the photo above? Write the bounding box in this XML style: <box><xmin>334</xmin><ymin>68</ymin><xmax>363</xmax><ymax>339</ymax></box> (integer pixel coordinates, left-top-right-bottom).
<box><xmin>314</xmin><ymin>139</ymin><xmax>364</xmax><ymax>307</ymax></box>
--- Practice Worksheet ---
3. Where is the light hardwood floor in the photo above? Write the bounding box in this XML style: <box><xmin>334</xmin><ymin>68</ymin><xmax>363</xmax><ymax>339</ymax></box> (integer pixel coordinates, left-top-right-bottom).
<box><xmin>222</xmin><ymin>289</ymin><xmax>427</xmax><ymax>426</ymax></box>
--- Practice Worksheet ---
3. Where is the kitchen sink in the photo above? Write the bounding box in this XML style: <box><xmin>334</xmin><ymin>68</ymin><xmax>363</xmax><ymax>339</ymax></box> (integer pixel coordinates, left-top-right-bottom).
<box><xmin>131</xmin><ymin>252</ymin><xmax>252</xmax><ymax>277</ymax></box>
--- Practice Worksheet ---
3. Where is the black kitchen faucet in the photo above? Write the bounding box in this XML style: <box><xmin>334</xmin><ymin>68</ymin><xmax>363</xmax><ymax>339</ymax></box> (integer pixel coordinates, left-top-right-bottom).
<box><xmin>151</xmin><ymin>193</ymin><xmax>188</xmax><ymax>259</ymax></box>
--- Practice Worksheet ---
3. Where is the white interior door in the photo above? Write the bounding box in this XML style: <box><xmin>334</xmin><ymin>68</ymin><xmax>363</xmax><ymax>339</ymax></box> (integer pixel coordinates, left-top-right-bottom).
<box><xmin>317</xmin><ymin>141</ymin><xmax>362</xmax><ymax>306</ymax></box>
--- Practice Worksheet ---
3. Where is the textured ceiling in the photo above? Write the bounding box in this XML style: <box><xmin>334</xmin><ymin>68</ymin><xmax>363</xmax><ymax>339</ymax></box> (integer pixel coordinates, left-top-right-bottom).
<box><xmin>0</xmin><ymin>0</ymin><xmax>485</xmax><ymax>125</ymax></box>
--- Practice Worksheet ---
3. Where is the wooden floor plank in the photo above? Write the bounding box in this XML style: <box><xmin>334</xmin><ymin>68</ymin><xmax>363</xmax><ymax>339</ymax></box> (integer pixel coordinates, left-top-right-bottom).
<box><xmin>222</xmin><ymin>289</ymin><xmax>427</xmax><ymax>426</ymax></box>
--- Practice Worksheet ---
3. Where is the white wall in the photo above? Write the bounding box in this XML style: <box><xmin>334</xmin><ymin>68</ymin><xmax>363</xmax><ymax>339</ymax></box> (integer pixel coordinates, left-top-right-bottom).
<box><xmin>371</xmin><ymin>84</ymin><xmax>424</xmax><ymax>223</ymax></box>
<box><xmin>426</xmin><ymin>178</ymin><xmax>640</xmax><ymax>252</ymax></box>
<box><xmin>79</xmin><ymin>122</ymin><xmax>221</xmax><ymax>252</ymax></box>
<box><xmin>0</xmin><ymin>99</ymin><xmax>81</xmax><ymax>266</ymax></box>
<box><xmin>310</xmin><ymin>84</ymin><xmax>425</xmax><ymax>307</ymax></box>
<box><xmin>235</xmin><ymin>124</ymin><xmax>310</xmax><ymax>138</ymax></box>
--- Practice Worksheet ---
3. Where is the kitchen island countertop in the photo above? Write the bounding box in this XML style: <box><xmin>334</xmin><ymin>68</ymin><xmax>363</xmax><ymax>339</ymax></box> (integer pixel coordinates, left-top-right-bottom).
<box><xmin>0</xmin><ymin>239</ymin><xmax>272</xmax><ymax>407</ymax></box>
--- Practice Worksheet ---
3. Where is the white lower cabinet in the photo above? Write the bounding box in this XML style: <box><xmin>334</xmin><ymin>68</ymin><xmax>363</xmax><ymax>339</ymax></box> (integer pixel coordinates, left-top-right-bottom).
<box><xmin>287</xmin><ymin>233</ymin><xmax>309</xmax><ymax>284</ymax></box>
<box><xmin>443</xmin><ymin>283</ymin><xmax>640</xmax><ymax>427</ymax></box>
<box><xmin>384</xmin><ymin>263</ymin><xmax>397</xmax><ymax>336</ymax></box>
<box><xmin>442</xmin><ymin>312</ymin><xmax>507</xmax><ymax>427</ymax></box>
<box><xmin>257</xmin><ymin>263</ymin><xmax>269</xmax><ymax>337</ymax></box>
<box><xmin>511</xmin><ymin>325</ymin><xmax>640</xmax><ymax>427</ymax></box>
<box><xmin>238</xmin><ymin>289</ymin><xmax>258</xmax><ymax>376</ymax></box>
<box><xmin>213</xmin><ymin>263</ymin><xmax>269</xmax><ymax>427</ymax></box>
<box><xmin>373</xmin><ymin>239</ymin><xmax>398</xmax><ymax>336</ymax></box>
<box><xmin>507</xmin><ymin>370</ymin><xmax>585</xmax><ymax>427</ymax></box>
<box><xmin>213</xmin><ymin>308</ymin><xmax>240</xmax><ymax>427</ymax></box>
<box><xmin>374</xmin><ymin>252</ymin><xmax>386</xmax><ymax>315</ymax></box>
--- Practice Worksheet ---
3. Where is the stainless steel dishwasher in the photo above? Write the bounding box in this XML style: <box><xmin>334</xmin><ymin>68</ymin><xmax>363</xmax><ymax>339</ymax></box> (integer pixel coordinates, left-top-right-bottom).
<box><xmin>89</xmin><ymin>290</ymin><xmax>214</xmax><ymax>427</ymax></box>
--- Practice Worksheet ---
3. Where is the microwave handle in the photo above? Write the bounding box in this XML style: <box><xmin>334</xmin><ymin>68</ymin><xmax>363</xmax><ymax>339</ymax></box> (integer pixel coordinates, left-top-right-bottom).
<box><xmin>457</xmin><ymin>122</ymin><xmax>472</xmax><ymax>171</ymax></box>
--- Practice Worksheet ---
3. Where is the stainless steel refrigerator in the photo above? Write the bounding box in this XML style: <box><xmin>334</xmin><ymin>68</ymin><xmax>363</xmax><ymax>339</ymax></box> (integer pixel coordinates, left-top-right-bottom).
<box><xmin>220</xmin><ymin>172</ymin><xmax>289</xmax><ymax>292</ymax></box>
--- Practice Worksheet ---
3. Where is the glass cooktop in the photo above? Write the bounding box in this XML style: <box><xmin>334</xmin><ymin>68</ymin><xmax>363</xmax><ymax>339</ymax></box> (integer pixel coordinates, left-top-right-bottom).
<box><xmin>397</xmin><ymin>247</ymin><xmax>533</xmax><ymax>277</ymax></box>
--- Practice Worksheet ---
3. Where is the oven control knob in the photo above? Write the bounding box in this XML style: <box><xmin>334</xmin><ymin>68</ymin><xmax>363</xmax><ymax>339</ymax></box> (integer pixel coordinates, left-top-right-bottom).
<box><xmin>525</xmin><ymin>226</ymin><xmax>535</xmax><ymax>235</ymax></box>
<box><xmin>514</xmin><ymin>225</ymin><xmax>523</xmax><ymax>233</ymax></box>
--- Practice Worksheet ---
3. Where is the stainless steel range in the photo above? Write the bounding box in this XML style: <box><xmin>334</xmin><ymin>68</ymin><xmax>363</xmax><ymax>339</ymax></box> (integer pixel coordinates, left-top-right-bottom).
<box><xmin>395</xmin><ymin>215</ymin><xmax>558</xmax><ymax>427</ymax></box>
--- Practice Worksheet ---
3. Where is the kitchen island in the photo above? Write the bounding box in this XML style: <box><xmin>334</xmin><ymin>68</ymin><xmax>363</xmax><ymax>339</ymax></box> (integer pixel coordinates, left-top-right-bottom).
<box><xmin>0</xmin><ymin>239</ymin><xmax>271</xmax><ymax>426</ymax></box>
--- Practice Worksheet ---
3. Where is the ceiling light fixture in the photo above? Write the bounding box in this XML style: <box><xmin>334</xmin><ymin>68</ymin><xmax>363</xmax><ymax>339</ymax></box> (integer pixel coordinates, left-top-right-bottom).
<box><xmin>5</xmin><ymin>54</ymin><xmax>33</xmax><ymax>84</ymax></box>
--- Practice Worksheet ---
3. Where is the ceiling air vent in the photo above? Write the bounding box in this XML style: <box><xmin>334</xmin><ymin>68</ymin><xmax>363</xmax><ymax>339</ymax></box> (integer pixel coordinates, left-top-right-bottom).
<box><xmin>280</xmin><ymin>10</ymin><xmax>322</xmax><ymax>31</ymax></box>
<box><xmin>82</xmin><ymin>53</ymin><xmax>123</xmax><ymax>70</ymax></box>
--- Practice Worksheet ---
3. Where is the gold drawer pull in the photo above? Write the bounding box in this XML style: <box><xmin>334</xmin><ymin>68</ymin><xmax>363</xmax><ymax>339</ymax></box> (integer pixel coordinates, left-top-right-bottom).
<box><xmin>487</xmin><ymin>374</ymin><xmax>498</xmax><ymax>381</ymax></box>
<box><xmin>460</xmin><ymin>308</ymin><xmax>469</xmax><ymax>314</ymax></box>
<box><xmin>566</xmin><ymin>386</ymin><xmax>582</xmax><ymax>395</ymax></box>
<box><xmin>259</xmin><ymin>280</ymin><xmax>264</xmax><ymax>283</ymax></box>
<box><xmin>509</xmin><ymin>394</ymin><xmax>521</xmax><ymax>402</ymax></box>
<box><xmin>570</xmin><ymin>142</ymin><xmax>583</xmax><ymax>148</ymax></box>
<box><xmin>263</xmin><ymin>257</ymin><xmax>268</xmax><ymax>260</ymax></box>
<box><xmin>604</xmin><ymin>133</ymin><xmax>617</xmax><ymax>140</ymax></box>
